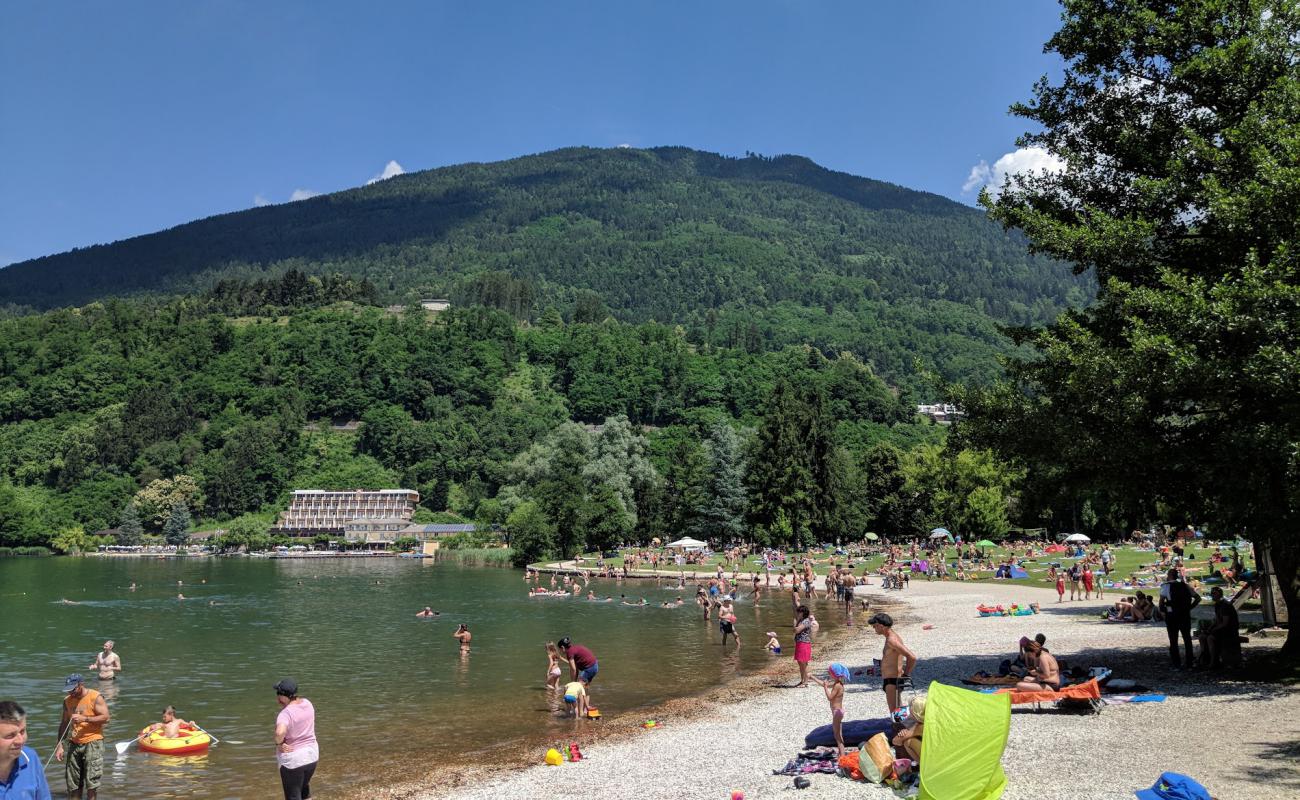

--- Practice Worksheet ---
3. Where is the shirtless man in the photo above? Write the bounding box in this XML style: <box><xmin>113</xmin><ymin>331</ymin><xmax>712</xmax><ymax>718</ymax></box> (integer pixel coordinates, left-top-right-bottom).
<box><xmin>139</xmin><ymin>705</ymin><xmax>189</xmax><ymax>739</ymax></box>
<box><xmin>868</xmin><ymin>613</ymin><xmax>917</xmax><ymax>713</ymax></box>
<box><xmin>88</xmin><ymin>641</ymin><xmax>121</xmax><ymax>682</ymax></box>
<box><xmin>841</xmin><ymin>570</ymin><xmax>857</xmax><ymax>616</ymax></box>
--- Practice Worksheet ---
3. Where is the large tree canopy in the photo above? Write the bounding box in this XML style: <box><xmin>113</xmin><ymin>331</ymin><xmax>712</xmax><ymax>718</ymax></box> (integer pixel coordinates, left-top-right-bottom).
<box><xmin>962</xmin><ymin>0</ymin><xmax>1300</xmax><ymax>652</ymax></box>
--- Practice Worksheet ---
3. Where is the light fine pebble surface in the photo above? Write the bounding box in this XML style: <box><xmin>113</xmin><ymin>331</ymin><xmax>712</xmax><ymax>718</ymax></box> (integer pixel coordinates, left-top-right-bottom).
<box><xmin>404</xmin><ymin>580</ymin><xmax>1298</xmax><ymax>800</ymax></box>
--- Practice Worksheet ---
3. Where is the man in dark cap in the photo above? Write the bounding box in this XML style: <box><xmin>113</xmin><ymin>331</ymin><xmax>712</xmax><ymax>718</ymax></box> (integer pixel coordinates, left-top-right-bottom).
<box><xmin>54</xmin><ymin>674</ymin><xmax>109</xmax><ymax>800</ymax></box>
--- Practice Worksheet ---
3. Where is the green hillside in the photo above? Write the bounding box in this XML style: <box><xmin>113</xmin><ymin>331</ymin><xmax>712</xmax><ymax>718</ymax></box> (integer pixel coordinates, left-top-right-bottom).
<box><xmin>0</xmin><ymin>147</ymin><xmax>1089</xmax><ymax>390</ymax></box>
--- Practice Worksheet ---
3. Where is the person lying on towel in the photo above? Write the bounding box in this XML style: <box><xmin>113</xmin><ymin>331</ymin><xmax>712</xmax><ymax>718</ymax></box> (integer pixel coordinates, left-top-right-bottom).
<box><xmin>1013</xmin><ymin>641</ymin><xmax>1059</xmax><ymax>691</ymax></box>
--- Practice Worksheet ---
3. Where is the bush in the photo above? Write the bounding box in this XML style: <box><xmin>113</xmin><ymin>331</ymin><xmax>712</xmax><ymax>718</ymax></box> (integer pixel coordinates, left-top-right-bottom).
<box><xmin>431</xmin><ymin>547</ymin><xmax>514</xmax><ymax>567</ymax></box>
<box><xmin>0</xmin><ymin>546</ymin><xmax>53</xmax><ymax>557</ymax></box>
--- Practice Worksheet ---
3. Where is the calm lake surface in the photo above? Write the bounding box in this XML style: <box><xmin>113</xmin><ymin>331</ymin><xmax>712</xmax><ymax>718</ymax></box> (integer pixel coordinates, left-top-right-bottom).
<box><xmin>0</xmin><ymin>556</ymin><xmax>822</xmax><ymax>798</ymax></box>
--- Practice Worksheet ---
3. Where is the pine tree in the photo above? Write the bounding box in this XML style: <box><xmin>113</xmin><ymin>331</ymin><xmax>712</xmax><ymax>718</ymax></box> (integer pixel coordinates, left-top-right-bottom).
<box><xmin>163</xmin><ymin>503</ymin><xmax>192</xmax><ymax>547</ymax></box>
<box><xmin>697</xmin><ymin>423</ymin><xmax>748</xmax><ymax>543</ymax></box>
<box><xmin>117</xmin><ymin>502</ymin><xmax>144</xmax><ymax>546</ymax></box>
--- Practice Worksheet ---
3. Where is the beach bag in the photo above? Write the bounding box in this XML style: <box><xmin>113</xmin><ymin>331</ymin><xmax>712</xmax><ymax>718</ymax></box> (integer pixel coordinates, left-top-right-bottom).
<box><xmin>863</xmin><ymin>732</ymin><xmax>895</xmax><ymax>780</ymax></box>
<box><xmin>858</xmin><ymin>743</ymin><xmax>884</xmax><ymax>783</ymax></box>
<box><xmin>837</xmin><ymin>750</ymin><xmax>864</xmax><ymax>781</ymax></box>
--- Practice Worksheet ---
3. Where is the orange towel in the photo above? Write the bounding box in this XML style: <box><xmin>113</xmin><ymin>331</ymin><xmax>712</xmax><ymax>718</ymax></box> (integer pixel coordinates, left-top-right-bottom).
<box><xmin>996</xmin><ymin>677</ymin><xmax>1102</xmax><ymax>705</ymax></box>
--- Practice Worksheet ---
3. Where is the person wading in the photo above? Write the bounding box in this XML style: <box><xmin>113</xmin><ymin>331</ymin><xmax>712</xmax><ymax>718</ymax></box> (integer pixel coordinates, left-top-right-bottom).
<box><xmin>54</xmin><ymin>674</ymin><xmax>109</xmax><ymax>800</ymax></box>
<box><xmin>273</xmin><ymin>679</ymin><xmax>319</xmax><ymax>800</ymax></box>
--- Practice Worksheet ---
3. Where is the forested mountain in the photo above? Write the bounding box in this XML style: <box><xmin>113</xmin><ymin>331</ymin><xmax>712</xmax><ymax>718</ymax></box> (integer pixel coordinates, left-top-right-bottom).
<box><xmin>0</xmin><ymin>147</ymin><xmax>1089</xmax><ymax>390</ymax></box>
<box><xmin>2</xmin><ymin>297</ymin><xmax>994</xmax><ymax>555</ymax></box>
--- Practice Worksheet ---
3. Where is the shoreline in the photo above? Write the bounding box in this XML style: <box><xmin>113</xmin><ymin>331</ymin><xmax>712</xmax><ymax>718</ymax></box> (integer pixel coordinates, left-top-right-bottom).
<box><xmin>374</xmin><ymin>579</ymin><xmax>1297</xmax><ymax>800</ymax></box>
<box><xmin>351</xmin><ymin>592</ymin><xmax>907</xmax><ymax>800</ymax></box>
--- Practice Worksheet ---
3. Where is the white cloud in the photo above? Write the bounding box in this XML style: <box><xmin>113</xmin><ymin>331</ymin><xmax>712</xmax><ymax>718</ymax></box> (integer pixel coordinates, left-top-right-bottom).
<box><xmin>616</xmin><ymin>143</ymin><xmax>632</xmax><ymax>149</ymax></box>
<box><xmin>254</xmin><ymin>194</ymin><xmax>272</xmax><ymax>207</ymax></box>
<box><xmin>366</xmin><ymin>160</ymin><xmax>405</xmax><ymax>185</ymax></box>
<box><xmin>962</xmin><ymin>146</ymin><xmax>1066</xmax><ymax>198</ymax></box>
<box><xmin>289</xmin><ymin>188</ymin><xmax>320</xmax><ymax>202</ymax></box>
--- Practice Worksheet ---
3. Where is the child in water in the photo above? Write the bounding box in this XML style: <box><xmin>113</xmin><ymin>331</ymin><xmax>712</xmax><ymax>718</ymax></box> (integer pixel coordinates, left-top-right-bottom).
<box><xmin>545</xmin><ymin>642</ymin><xmax>563</xmax><ymax>690</ymax></box>
<box><xmin>813</xmin><ymin>663</ymin><xmax>849</xmax><ymax>759</ymax></box>
<box><xmin>765</xmin><ymin>631</ymin><xmax>781</xmax><ymax>655</ymax></box>
<box><xmin>140</xmin><ymin>705</ymin><xmax>190</xmax><ymax>740</ymax></box>
<box><xmin>563</xmin><ymin>680</ymin><xmax>588</xmax><ymax>718</ymax></box>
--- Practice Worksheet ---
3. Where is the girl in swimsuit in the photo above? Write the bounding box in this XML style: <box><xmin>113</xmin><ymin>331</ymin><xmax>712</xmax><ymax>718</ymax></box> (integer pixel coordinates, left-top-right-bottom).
<box><xmin>814</xmin><ymin>663</ymin><xmax>849</xmax><ymax>759</ymax></box>
<box><xmin>545</xmin><ymin>641</ymin><xmax>563</xmax><ymax>689</ymax></box>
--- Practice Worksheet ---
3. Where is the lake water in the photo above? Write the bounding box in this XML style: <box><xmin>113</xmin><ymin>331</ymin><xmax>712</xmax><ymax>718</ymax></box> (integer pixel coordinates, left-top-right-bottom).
<box><xmin>0</xmin><ymin>556</ymin><xmax>826</xmax><ymax>798</ymax></box>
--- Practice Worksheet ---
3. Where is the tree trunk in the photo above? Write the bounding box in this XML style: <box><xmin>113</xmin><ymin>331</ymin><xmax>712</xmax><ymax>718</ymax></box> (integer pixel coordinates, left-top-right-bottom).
<box><xmin>1266</xmin><ymin>540</ymin><xmax>1299</xmax><ymax>656</ymax></box>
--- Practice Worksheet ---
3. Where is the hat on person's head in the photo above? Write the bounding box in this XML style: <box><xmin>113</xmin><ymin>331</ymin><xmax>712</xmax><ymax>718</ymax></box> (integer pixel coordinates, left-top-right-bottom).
<box><xmin>63</xmin><ymin>674</ymin><xmax>84</xmax><ymax>691</ymax></box>
<box><xmin>908</xmin><ymin>694</ymin><xmax>927</xmax><ymax>723</ymax></box>
<box><xmin>867</xmin><ymin>612</ymin><xmax>893</xmax><ymax>627</ymax></box>
<box><xmin>827</xmin><ymin>663</ymin><xmax>850</xmax><ymax>680</ymax></box>
<box><xmin>765</xmin><ymin>631</ymin><xmax>777</xmax><ymax>638</ymax></box>
<box><xmin>1135</xmin><ymin>772</ymin><xmax>1212</xmax><ymax>800</ymax></box>
<box><xmin>273</xmin><ymin>678</ymin><xmax>298</xmax><ymax>696</ymax></box>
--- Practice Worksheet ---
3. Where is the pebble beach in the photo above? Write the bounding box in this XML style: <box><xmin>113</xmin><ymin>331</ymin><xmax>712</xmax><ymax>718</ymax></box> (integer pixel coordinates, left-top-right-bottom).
<box><xmin>397</xmin><ymin>578</ymin><xmax>1299</xmax><ymax>800</ymax></box>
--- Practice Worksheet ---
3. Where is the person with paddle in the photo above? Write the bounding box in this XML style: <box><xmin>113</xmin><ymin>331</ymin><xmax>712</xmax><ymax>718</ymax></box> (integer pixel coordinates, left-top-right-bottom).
<box><xmin>138</xmin><ymin>706</ymin><xmax>189</xmax><ymax>740</ymax></box>
<box><xmin>54</xmin><ymin>674</ymin><xmax>109</xmax><ymax>800</ymax></box>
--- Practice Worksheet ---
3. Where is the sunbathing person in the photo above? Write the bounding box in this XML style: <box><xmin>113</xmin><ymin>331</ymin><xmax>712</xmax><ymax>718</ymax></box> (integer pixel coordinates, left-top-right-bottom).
<box><xmin>1136</xmin><ymin>592</ymin><xmax>1158</xmax><ymax>621</ymax></box>
<box><xmin>1013</xmin><ymin>641</ymin><xmax>1059</xmax><ymax>691</ymax></box>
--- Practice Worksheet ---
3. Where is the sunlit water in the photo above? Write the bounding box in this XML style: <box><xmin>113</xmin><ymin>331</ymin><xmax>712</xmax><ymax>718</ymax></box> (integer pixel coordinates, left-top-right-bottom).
<box><xmin>0</xmin><ymin>556</ymin><xmax>832</xmax><ymax>798</ymax></box>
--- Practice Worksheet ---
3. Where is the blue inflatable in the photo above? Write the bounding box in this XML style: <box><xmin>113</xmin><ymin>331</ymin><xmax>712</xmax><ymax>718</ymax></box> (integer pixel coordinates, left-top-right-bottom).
<box><xmin>803</xmin><ymin>717</ymin><xmax>895</xmax><ymax>748</ymax></box>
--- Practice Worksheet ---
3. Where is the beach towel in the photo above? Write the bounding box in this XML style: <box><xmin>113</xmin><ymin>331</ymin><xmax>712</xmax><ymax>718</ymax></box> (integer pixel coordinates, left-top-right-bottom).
<box><xmin>804</xmin><ymin>717</ymin><xmax>894</xmax><ymax>749</ymax></box>
<box><xmin>995</xmin><ymin>677</ymin><xmax>1102</xmax><ymax>706</ymax></box>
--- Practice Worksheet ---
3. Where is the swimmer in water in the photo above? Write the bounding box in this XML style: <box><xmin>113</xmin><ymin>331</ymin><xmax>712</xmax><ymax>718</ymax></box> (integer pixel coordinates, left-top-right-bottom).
<box><xmin>177</xmin><ymin>593</ymin><xmax>185</xmax><ymax>600</ymax></box>
<box><xmin>453</xmin><ymin>624</ymin><xmax>471</xmax><ymax>650</ymax></box>
<box><xmin>416</xmin><ymin>607</ymin><xmax>435</xmax><ymax>618</ymax></box>
<box><xmin>128</xmin><ymin>583</ymin><xmax>137</xmax><ymax>591</ymax></box>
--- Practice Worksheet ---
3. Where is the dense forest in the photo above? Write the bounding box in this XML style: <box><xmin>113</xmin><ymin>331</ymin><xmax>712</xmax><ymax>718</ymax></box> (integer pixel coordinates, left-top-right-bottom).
<box><xmin>0</xmin><ymin>147</ymin><xmax>1091</xmax><ymax>394</ymax></box>
<box><xmin>0</xmin><ymin>282</ymin><xmax>1059</xmax><ymax>560</ymax></box>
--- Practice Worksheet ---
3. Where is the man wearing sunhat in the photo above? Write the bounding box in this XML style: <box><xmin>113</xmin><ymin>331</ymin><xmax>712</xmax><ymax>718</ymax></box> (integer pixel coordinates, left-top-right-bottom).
<box><xmin>54</xmin><ymin>674</ymin><xmax>109</xmax><ymax>800</ymax></box>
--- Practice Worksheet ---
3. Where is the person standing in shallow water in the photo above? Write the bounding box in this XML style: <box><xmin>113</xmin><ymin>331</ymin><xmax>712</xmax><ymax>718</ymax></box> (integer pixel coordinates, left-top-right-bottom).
<box><xmin>55</xmin><ymin>674</ymin><xmax>109</xmax><ymax>800</ymax></box>
<box><xmin>88</xmin><ymin>641</ymin><xmax>121</xmax><ymax>682</ymax></box>
<box><xmin>791</xmin><ymin>592</ymin><xmax>815</xmax><ymax>687</ymax></box>
<box><xmin>273</xmin><ymin>679</ymin><xmax>318</xmax><ymax>800</ymax></box>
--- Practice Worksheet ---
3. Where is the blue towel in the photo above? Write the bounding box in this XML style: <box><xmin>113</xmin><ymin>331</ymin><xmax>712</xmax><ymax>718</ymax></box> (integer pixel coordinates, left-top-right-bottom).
<box><xmin>1130</xmin><ymin>694</ymin><xmax>1167</xmax><ymax>703</ymax></box>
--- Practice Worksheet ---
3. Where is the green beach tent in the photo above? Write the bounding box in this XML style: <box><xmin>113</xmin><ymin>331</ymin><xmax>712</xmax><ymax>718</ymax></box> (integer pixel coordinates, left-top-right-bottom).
<box><xmin>918</xmin><ymin>681</ymin><xmax>1011</xmax><ymax>800</ymax></box>
<box><xmin>976</xmin><ymin>539</ymin><xmax>997</xmax><ymax>547</ymax></box>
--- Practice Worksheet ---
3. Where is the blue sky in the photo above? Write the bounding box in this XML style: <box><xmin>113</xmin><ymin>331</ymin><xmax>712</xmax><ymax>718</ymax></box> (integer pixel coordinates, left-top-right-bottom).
<box><xmin>0</xmin><ymin>1</ymin><xmax>1066</xmax><ymax>267</ymax></box>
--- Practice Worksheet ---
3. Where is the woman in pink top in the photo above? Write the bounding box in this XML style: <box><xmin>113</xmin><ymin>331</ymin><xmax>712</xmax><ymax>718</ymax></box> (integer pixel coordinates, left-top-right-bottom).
<box><xmin>273</xmin><ymin>678</ymin><xmax>318</xmax><ymax>800</ymax></box>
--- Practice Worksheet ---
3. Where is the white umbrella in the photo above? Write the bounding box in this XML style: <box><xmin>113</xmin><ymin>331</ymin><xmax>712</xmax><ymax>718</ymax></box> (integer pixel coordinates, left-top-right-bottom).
<box><xmin>1064</xmin><ymin>533</ymin><xmax>1091</xmax><ymax>543</ymax></box>
<box><xmin>929</xmin><ymin>528</ymin><xmax>952</xmax><ymax>540</ymax></box>
<box><xmin>665</xmin><ymin>537</ymin><xmax>708</xmax><ymax>551</ymax></box>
